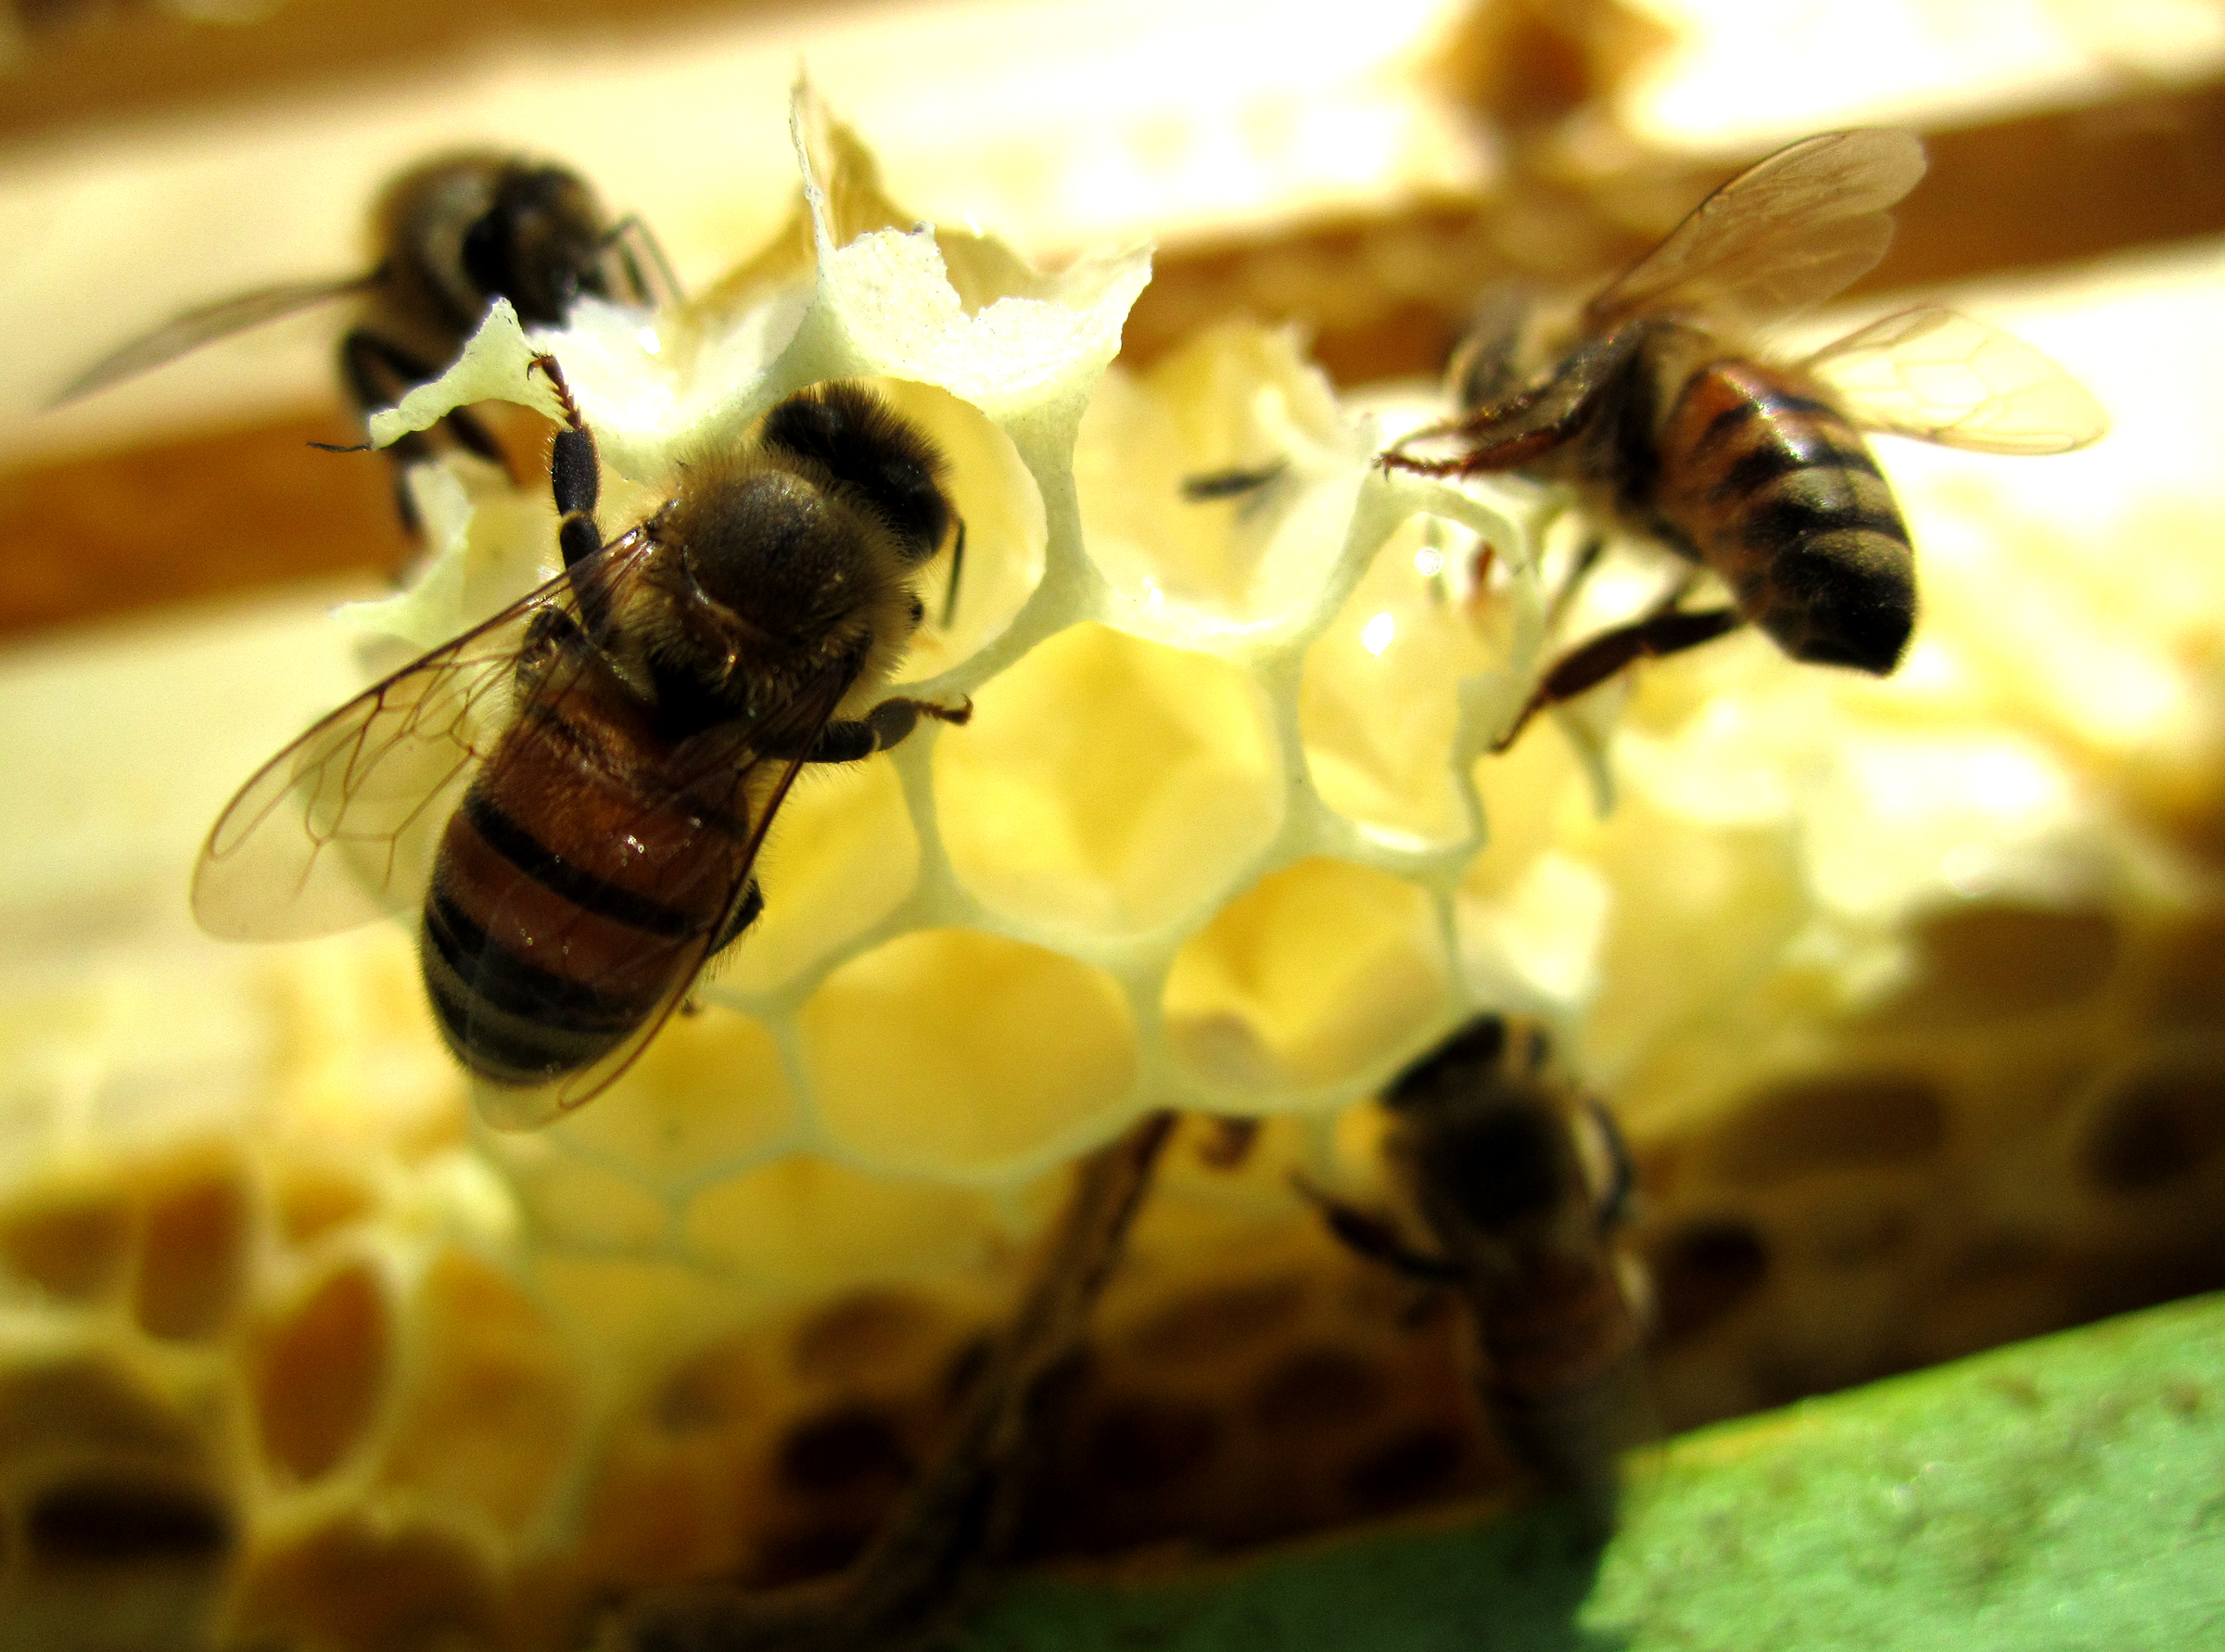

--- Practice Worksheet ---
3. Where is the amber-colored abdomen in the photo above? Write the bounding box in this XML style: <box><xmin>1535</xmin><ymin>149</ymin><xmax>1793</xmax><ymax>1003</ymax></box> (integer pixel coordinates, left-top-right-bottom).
<box><xmin>1654</xmin><ymin>360</ymin><xmax>1915</xmax><ymax>673</ymax></box>
<box><xmin>421</xmin><ymin>648</ymin><xmax>745</xmax><ymax>1089</ymax></box>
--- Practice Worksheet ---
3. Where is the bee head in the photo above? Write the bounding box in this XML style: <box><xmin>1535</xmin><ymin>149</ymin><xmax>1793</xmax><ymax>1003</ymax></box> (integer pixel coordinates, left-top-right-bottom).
<box><xmin>1385</xmin><ymin>1013</ymin><xmax>1512</xmax><ymax>1113</ymax></box>
<box><xmin>1448</xmin><ymin>284</ymin><xmax>1554</xmax><ymax>410</ymax></box>
<box><xmin>758</xmin><ymin>384</ymin><xmax>954</xmax><ymax>565</ymax></box>
<box><xmin>462</xmin><ymin>164</ymin><xmax>611</xmax><ymax>327</ymax></box>
<box><xmin>1385</xmin><ymin>1014</ymin><xmax>1583</xmax><ymax>1231</ymax></box>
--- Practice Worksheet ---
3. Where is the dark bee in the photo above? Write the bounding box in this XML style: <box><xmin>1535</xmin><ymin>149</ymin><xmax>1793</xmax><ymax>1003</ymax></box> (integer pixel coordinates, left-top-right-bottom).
<box><xmin>191</xmin><ymin>356</ymin><xmax>968</xmax><ymax>1127</ymax></box>
<box><xmin>1303</xmin><ymin>1014</ymin><xmax>1649</xmax><ymax>1528</ymax></box>
<box><xmin>56</xmin><ymin>153</ymin><xmax>667</xmax><ymax>522</ymax></box>
<box><xmin>1383</xmin><ymin>129</ymin><xmax>2107</xmax><ymax>750</ymax></box>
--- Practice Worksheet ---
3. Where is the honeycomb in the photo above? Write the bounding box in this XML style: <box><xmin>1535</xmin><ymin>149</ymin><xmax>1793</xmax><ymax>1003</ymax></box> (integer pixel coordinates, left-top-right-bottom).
<box><xmin>2</xmin><ymin>93</ymin><xmax>2223</xmax><ymax>1651</ymax></box>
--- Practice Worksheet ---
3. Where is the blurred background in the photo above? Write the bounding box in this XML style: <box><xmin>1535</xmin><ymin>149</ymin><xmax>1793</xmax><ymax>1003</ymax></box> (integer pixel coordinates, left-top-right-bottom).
<box><xmin>4</xmin><ymin>0</ymin><xmax>2225</xmax><ymax>634</ymax></box>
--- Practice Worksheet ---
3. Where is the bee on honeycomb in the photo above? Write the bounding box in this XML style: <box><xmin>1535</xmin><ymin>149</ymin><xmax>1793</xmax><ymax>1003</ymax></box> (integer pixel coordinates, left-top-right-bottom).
<box><xmin>1</xmin><ymin>85</ymin><xmax>2221</xmax><ymax>1652</ymax></box>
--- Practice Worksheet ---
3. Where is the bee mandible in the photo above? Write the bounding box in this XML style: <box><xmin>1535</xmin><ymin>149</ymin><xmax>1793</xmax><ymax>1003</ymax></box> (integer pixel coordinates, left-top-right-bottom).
<box><xmin>1383</xmin><ymin>129</ymin><xmax>2107</xmax><ymax>749</ymax></box>
<box><xmin>1302</xmin><ymin>1015</ymin><xmax>1651</xmax><ymax>1530</ymax></box>
<box><xmin>191</xmin><ymin>356</ymin><xmax>970</xmax><ymax>1127</ymax></box>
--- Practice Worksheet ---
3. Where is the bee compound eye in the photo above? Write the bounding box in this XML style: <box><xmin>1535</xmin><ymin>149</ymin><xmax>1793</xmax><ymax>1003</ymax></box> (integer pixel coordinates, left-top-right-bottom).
<box><xmin>458</xmin><ymin>207</ymin><xmax>514</xmax><ymax>308</ymax></box>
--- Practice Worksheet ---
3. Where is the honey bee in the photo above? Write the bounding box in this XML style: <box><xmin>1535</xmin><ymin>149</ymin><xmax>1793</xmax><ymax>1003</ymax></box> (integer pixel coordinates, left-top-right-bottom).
<box><xmin>1303</xmin><ymin>1015</ymin><xmax>1649</xmax><ymax>1529</ymax></box>
<box><xmin>191</xmin><ymin>355</ymin><xmax>969</xmax><ymax>1127</ymax></box>
<box><xmin>57</xmin><ymin>153</ymin><xmax>666</xmax><ymax>522</ymax></box>
<box><xmin>1383</xmin><ymin>129</ymin><xmax>2107</xmax><ymax>749</ymax></box>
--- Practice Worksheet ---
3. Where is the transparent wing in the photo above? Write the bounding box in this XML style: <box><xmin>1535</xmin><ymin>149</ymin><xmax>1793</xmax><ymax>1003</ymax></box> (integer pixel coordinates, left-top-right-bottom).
<box><xmin>1587</xmin><ymin>129</ymin><xmax>1928</xmax><ymax>331</ymax></box>
<box><xmin>1804</xmin><ymin>307</ymin><xmax>2110</xmax><ymax>454</ymax></box>
<box><xmin>51</xmin><ymin>273</ymin><xmax>376</xmax><ymax>405</ymax></box>
<box><xmin>191</xmin><ymin>539</ymin><xmax>655</xmax><ymax>943</ymax></box>
<box><xmin>462</xmin><ymin>651</ymin><xmax>860</xmax><ymax>1131</ymax></box>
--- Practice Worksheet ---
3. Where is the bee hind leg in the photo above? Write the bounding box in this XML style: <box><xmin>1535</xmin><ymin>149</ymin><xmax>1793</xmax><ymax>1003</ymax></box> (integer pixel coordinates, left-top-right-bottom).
<box><xmin>1494</xmin><ymin>603</ymin><xmax>1743</xmax><ymax>754</ymax></box>
<box><xmin>710</xmin><ymin>881</ymin><xmax>764</xmax><ymax>954</ymax></box>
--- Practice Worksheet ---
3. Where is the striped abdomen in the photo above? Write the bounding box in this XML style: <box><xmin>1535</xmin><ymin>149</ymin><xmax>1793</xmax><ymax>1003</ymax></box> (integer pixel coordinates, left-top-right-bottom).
<box><xmin>1468</xmin><ymin>1247</ymin><xmax>1648</xmax><ymax>1503</ymax></box>
<box><xmin>422</xmin><ymin>655</ymin><xmax>753</xmax><ymax>1091</ymax></box>
<box><xmin>1653</xmin><ymin>359</ymin><xmax>1914</xmax><ymax>672</ymax></box>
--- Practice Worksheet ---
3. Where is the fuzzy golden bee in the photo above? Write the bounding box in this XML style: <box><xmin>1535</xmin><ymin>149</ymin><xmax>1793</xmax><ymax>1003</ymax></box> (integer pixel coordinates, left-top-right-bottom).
<box><xmin>191</xmin><ymin>357</ymin><xmax>968</xmax><ymax>1127</ymax></box>
<box><xmin>1384</xmin><ymin>129</ymin><xmax>2107</xmax><ymax>748</ymax></box>
<box><xmin>57</xmin><ymin>154</ymin><xmax>666</xmax><ymax>522</ymax></box>
<box><xmin>1303</xmin><ymin>1015</ymin><xmax>1651</xmax><ymax>1528</ymax></box>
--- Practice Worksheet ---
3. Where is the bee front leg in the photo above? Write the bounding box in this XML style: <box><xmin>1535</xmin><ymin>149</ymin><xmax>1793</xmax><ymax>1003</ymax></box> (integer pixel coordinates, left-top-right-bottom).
<box><xmin>1383</xmin><ymin>328</ymin><xmax>1641</xmax><ymax>478</ymax></box>
<box><xmin>528</xmin><ymin>353</ymin><xmax>617</xmax><ymax>633</ymax></box>
<box><xmin>941</xmin><ymin>519</ymin><xmax>966</xmax><ymax>628</ymax></box>
<box><xmin>1291</xmin><ymin>1174</ymin><xmax>1465</xmax><ymax>1285</ymax></box>
<box><xmin>863</xmin><ymin>695</ymin><xmax>973</xmax><ymax>751</ymax></box>
<box><xmin>344</xmin><ymin>329</ymin><xmax>512</xmax><ymax>474</ymax></box>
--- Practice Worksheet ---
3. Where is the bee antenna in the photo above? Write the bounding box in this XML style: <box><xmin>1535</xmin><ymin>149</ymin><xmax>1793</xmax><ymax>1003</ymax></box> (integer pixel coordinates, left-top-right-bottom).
<box><xmin>307</xmin><ymin>440</ymin><xmax>373</xmax><ymax>454</ymax></box>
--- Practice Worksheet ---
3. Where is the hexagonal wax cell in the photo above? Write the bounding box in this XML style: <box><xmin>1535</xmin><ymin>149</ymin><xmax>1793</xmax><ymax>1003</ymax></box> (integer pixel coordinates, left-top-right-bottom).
<box><xmin>797</xmin><ymin>929</ymin><xmax>1139</xmax><ymax>1178</ymax></box>
<box><xmin>935</xmin><ymin>623</ymin><xmax>1282</xmax><ymax>939</ymax></box>
<box><xmin>1162</xmin><ymin>857</ymin><xmax>1454</xmax><ymax>1099</ymax></box>
<box><xmin>681</xmin><ymin>1150</ymin><xmax>1028</xmax><ymax>1298</ymax></box>
<box><xmin>544</xmin><ymin>1005</ymin><xmax>800</xmax><ymax>1193</ymax></box>
<box><xmin>708</xmin><ymin>753</ymin><xmax>920</xmax><ymax>999</ymax></box>
<box><xmin>1076</xmin><ymin>321</ymin><xmax>1360</xmax><ymax>631</ymax></box>
<box><xmin>1300</xmin><ymin>510</ymin><xmax>1506</xmax><ymax>846</ymax></box>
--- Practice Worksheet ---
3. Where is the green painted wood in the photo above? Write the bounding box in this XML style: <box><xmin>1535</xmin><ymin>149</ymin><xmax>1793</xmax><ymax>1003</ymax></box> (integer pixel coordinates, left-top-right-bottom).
<box><xmin>966</xmin><ymin>1292</ymin><xmax>2225</xmax><ymax>1651</ymax></box>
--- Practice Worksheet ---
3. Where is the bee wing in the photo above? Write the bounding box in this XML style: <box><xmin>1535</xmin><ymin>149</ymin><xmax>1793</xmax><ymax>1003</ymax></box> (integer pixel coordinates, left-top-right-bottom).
<box><xmin>191</xmin><ymin>540</ymin><xmax>656</xmax><ymax>943</ymax></box>
<box><xmin>462</xmin><ymin>654</ymin><xmax>860</xmax><ymax>1131</ymax></box>
<box><xmin>51</xmin><ymin>273</ymin><xmax>378</xmax><ymax>405</ymax></box>
<box><xmin>1802</xmin><ymin>306</ymin><xmax>2109</xmax><ymax>454</ymax></box>
<box><xmin>1586</xmin><ymin>129</ymin><xmax>1928</xmax><ymax>331</ymax></box>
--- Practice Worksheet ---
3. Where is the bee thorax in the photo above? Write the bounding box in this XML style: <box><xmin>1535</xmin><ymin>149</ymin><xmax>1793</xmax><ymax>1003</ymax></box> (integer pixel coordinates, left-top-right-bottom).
<box><xmin>669</xmin><ymin>469</ymin><xmax>896</xmax><ymax>643</ymax></box>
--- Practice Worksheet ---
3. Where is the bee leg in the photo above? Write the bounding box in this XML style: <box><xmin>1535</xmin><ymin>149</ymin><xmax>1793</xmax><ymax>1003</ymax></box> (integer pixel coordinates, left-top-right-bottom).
<box><xmin>388</xmin><ymin>472</ymin><xmax>424</xmax><ymax>538</ymax></box>
<box><xmin>527</xmin><ymin>353</ymin><xmax>616</xmax><ymax>631</ymax></box>
<box><xmin>1178</xmin><ymin>458</ymin><xmax>1289</xmax><ymax>502</ymax></box>
<box><xmin>862</xmin><ymin>695</ymin><xmax>973</xmax><ymax>749</ymax></box>
<box><xmin>1383</xmin><ymin>328</ymin><xmax>1642</xmax><ymax>477</ymax></box>
<box><xmin>339</xmin><ymin>332</ymin><xmax>433</xmax><ymax>536</ymax></box>
<box><xmin>1196</xmin><ymin>1114</ymin><xmax>1263</xmax><ymax>1171</ymax></box>
<box><xmin>1290</xmin><ymin>1174</ymin><xmax>1466</xmax><ymax>1285</ymax></box>
<box><xmin>1492</xmin><ymin>604</ymin><xmax>1744</xmax><ymax>753</ymax></box>
<box><xmin>709</xmin><ymin>881</ymin><xmax>765</xmax><ymax>954</ymax></box>
<box><xmin>608</xmin><ymin>1112</ymin><xmax>1176</xmax><ymax>1652</ymax></box>
<box><xmin>941</xmin><ymin>519</ymin><xmax>966</xmax><ymax>629</ymax></box>
<box><xmin>1544</xmin><ymin>535</ymin><xmax>1607</xmax><ymax>631</ymax></box>
<box><xmin>787</xmin><ymin>697</ymin><xmax>975</xmax><ymax>767</ymax></box>
<box><xmin>1579</xmin><ymin>1097</ymin><xmax>1637</xmax><ymax>1234</ymax></box>
<box><xmin>341</xmin><ymin>329</ymin><xmax>514</xmax><ymax>479</ymax></box>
